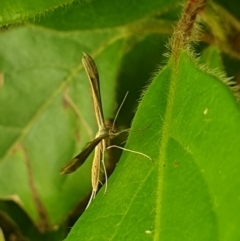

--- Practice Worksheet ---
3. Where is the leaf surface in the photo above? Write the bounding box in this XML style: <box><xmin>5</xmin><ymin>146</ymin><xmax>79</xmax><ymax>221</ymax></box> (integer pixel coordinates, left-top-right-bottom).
<box><xmin>0</xmin><ymin>0</ymin><xmax>72</xmax><ymax>26</ymax></box>
<box><xmin>64</xmin><ymin>51</ymin><xmax>240</xmax><ymax>240</ymax></box>
<box><xmin>0</xmin><ymin>26</ymin><xmax>125</xmax><ymax>226</ymax></box>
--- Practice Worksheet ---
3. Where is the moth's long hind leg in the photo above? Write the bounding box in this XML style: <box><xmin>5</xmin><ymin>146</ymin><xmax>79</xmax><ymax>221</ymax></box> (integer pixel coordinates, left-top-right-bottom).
<box><xmin>101</xmin><ymin>140</ymin><xmax>108</xmax><ymax>195</ymax></box>
<box><xmin>86</xmin><ymin>190</ymin><xmax>96</xmax><ymax>209</ymax></box>
<box><xmin>107</xmin><ymin>145</ymin><xmax>152</xmax><ymax>161</ymax></box>
<box><xmin>86</xmin><ymin>144</ymin><xmax>101</xmax><ymax>209</ymax></box>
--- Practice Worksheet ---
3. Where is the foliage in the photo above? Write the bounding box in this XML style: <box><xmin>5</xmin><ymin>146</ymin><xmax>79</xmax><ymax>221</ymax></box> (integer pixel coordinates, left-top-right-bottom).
<box><xmin>0</xmin><ymin>0</ymin><xmax>240</xmax><ymax>240</ymax></box>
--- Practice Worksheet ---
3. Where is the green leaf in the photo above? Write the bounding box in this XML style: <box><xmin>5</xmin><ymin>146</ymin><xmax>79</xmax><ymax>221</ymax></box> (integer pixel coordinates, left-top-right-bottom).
<box><xmin>0</xmin><ymin>1</ymin><xmax>179</xmax><ymax>231</ymax></box>
<box><xmin>2</xmin><ymin>1</ymin><xmax>240</xmax><ymax>240</ymax></box>
<box><xmin>34</xmin><ymin>0</ymin><xmax>179</xmax><ymax>30</ymax></box>
<box><xmin>64</xmin><ymin>51</ymin><xmax>240</xmax><ymax>240</ymax></box>
<box><xmin>1</xmin><ymin>0</ymin><xmax>179</xmax><ymax>29</ymax></box>
<box><xmin>0</xmin><ymin>0</ymin><xmax>174</xmax><ymax>230</ymax></box>
<box><xmin>0</xmin><ymin>0</ymin><xmax>73</xmax><ymax>27</ymax></box>
<box><xmin>0</xmin><ymin>26</ymin><xmax>125</xmax><ymax>227</ymax></box>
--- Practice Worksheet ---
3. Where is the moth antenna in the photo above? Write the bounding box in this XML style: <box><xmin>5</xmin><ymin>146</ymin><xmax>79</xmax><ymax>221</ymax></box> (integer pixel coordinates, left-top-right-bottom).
<box><xmin>112</xmin><ymin>91</ymin><xmax>129</xmax><ymax>130</ymax></box>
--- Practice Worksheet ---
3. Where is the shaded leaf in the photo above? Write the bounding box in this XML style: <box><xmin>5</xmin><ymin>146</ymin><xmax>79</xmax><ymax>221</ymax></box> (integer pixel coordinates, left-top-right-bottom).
<box><xmin>0</xmin><ymin>26</ymin><xmax>125</xmax><ymax>226</ymax></box>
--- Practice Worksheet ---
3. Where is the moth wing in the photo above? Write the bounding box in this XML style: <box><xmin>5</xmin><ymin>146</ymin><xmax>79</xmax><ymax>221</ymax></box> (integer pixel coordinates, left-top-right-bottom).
<box><xmin>60</xmin><ymin>134</ymin><xmax>107</xmax><ymax>174</ymax></box>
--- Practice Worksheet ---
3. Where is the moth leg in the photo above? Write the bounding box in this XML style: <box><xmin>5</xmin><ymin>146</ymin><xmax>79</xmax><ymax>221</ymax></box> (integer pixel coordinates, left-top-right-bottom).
<box><xmin>86</xmin><ymin>144</ymin><xmax>101</xmax><ymax>209</ymax></box>
<box><xmin>101</xmin><ymin>140</ymin><xmax>108</xmax><ymax>195</ymax></box>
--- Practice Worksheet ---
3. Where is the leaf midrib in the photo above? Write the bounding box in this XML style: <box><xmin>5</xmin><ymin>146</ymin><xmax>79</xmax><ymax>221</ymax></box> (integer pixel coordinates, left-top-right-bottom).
<box><xmin>154</xmin><ymin>57</ymin><xmax>177</xmax><ymax>240</ymax></box>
